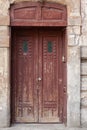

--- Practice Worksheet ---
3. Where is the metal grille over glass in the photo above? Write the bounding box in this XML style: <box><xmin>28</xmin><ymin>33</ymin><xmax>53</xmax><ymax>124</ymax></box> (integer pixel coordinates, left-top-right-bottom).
<box><xmin>48</xmin><ymin>41</ymin><xmax>53</xmax><ymax>53</ymax></box>
<box><xmin>23</xmin><ymin>41</ymin><xmax>28</xmax><ymax>53</ymax></box>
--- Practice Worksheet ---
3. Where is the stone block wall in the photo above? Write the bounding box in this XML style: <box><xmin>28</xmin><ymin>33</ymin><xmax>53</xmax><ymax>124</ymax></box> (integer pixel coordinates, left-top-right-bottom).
<box><xmin>81</xmin><ymin>47</ymin><xmax>87</xmax><ymax>127</ymax></box>
<box><xmin>0</xmin><ymin>0</ymin><xmax>87</xmax><ymax>128</ymax></box>
<box><xmin>0</xmin><ymin>0</ymin><xmax>10</xmax><ymax>127</ymax></box>
<box><xmin>80</xmin><ymin>0</ymin><xmax>87</xmax><ymax>127</ymax></box>
<box><xmin>0</xmin><ymin>48</ymin><xmax>10</xmax><ymax>127</ymax></box>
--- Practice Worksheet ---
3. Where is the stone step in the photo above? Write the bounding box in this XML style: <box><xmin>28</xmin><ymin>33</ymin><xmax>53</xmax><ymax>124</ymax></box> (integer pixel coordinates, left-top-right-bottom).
<box><xmin>0</xmin><ymin>124</ymin><xmax>86</xmax><ymax>130</ymax></box>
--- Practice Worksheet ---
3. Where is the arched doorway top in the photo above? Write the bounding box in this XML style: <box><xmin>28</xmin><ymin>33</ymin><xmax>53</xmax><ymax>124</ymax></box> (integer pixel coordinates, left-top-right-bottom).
<box><xmin>10</xmin><ymin>1</ymin><xmax>67</xmax><ymax>26</ymax></box>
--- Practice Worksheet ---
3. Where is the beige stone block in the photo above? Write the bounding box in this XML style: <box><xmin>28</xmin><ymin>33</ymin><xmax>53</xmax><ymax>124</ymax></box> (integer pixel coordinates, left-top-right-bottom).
<box><xmin>81</xmin><ymin>108</ymin><xmax>87</xmax><ymax>127</ymax></box>
<box><xmin>81</xmin><ymin>0</ymin><xmax>87</xmax><ymax>38</ymax></box>
<box><xmin>0</xmin><ymin>36</ymin><xmax>10</xmax><ymax>47</ymax></box>
<box><xmin>68</xmin><ymin>34</ymin><xmax>80</xmax><ymax>46</ymax></box>
<box><xmin>0</xmin><ymin>0</ymin><xmax>9</xmax><ymax>14</ymax></box>
<box><xmin>67</xmin><ymin>26</ymin><xmax>81</xmax><ymax>35</ymax></box>
<box><xmin>81</xmin><ymin>98</ymin><xmax>87</xmax><ymax>108</ymax></box>
<box><xmin>67</xmin><ymin>46</ymin><xmax>80</xmax><ymax>127</ymax></box>
<box><xmin>82</xmin><ymin>26</ymin><xmax>87</xmax><ymax>34</ymax></box>
<box><xmin>81</xmin><ymin>76</ymin><xmax>87</xmax><ymax>91</ymax></box>
<box><xmin>0</xmin><ymin>48</ymin><xmax>10</xmax><ymax>127</ymax></box>
<box><xmin>0</xmin><ymin>16</ymin><xmax>10</xmax><ymax>26</ymax></box>
<box><xmin>82</xmin><ymin>19</ymin><xmax>87</xmax><ymax>34</ymax></box>
<box><xmin>81</xmin><ymin>92</ymin><xmax>87</xmax><ymax>99</ymax></box>
<box><xmin>0</xmin><ymin>0</ymin><xmax>10</xmax><ymax>25</ymax></box>
<box><xmin>68</xmin><ymin>35</ymin><xmax>75</xmax><ymax>46</ymax></box>
<box><xmin>81</xmin><ymin>46</ymin><xmax>87</xmax><ymax>59</ymax></box>
<box><xmin>80</xmin><ymin>35</ymin><xmax>87</xmax><ymax>46</ymax></box>
<box><xmin>81</xmin><ymin>0</ymin><xmax>87</xmax><ymax>16</ymax></box>
<box><xmin>68</xmin><ymin>0</ymin><xmax>79</xmax><ymax>13</ymax></box>
<box><xmin>0</xmin><ymin>26</ymin><xmax>9</xmax><ymax>36</ymax></box>
<box><xmin>68</xmin><ymin>16</ymin><xmax>81</xmax><ymax>26</ymax></box>
<box><xmin>81</xmin><ymin>63</ymin><xmax>87</xmax><ymax>75</ymax></box>
<box><xmin>67</xmin><ymin>0</ymin><xmax>81</xmax><ymax>26</ymax></box>
<box><xmin>0</xmin><ymin>48</ymin><xmax>9</xmax><ymax>96</ymax></box>
<box><xmin>81</xmin><ymin>92</ymin><xmax>87</xmax><ymax>107</ymax></box>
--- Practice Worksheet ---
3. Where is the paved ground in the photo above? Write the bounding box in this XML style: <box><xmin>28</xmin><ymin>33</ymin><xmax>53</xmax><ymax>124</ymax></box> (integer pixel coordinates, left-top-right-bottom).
<box><xmin>0</xmin><ymin>124</ymin><xmax>87</xmax><ymax>130</ymax></box>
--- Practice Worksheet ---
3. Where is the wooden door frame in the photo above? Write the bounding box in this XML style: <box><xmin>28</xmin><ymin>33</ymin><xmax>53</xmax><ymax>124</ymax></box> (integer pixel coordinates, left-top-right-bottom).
<box><xmin>10</xmin><ymin>1</ymin><xmax>67</xmax><ymax>124</ymax></box>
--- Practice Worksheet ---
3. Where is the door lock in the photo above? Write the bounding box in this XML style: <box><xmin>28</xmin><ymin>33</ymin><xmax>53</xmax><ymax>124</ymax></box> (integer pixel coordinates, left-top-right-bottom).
<box><xmin>62</xmin><ymin>56</ymin><xmax>66</xmax><ymax>63</ymax></box>
<box><xmin>38</xmin><ymin>77</ymin><xmax>42</xmax><ymax>81</ymax></box>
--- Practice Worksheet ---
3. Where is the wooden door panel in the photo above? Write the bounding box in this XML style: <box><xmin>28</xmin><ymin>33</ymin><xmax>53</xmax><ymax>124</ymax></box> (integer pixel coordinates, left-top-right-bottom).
<box><xmin>39</xmin><ymin>31</ymin><xmax>63</xmax><ymax>122</ymax></box>
<box><xmin>12</xmin><ymin>28</ymin><xmax>66</xmax><ymax>123</ymax></box>
<box><xmin>12</xmin><ymin>30</ymin><xmax>38</xmax><ymax>122</ymax></box>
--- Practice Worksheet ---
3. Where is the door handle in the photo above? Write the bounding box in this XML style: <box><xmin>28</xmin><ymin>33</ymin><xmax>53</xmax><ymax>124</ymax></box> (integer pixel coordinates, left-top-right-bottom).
<box><xmin>38</xmin><ymin>77</ymin><xmax>42</xmax><ymax>81</ymax></box>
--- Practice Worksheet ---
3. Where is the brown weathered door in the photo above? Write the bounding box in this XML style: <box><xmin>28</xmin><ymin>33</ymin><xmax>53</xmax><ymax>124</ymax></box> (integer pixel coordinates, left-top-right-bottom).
<box><xmin>38</xmin><ymin>30</ymin><xmax>63</xmax><ymax>122</ymax></box>
<box><xmin>11</xmin><ymin>29</ymin><xmax>39</xmax><ymax>123</ymax></box>
<box><xmin>11</xmin><ymin>28</ymin><xmax>66</xmax><ymax>123</ymax></box>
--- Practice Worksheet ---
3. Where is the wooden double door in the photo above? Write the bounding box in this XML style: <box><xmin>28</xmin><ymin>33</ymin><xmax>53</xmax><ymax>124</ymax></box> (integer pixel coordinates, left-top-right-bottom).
<box><xmin>11</xmin><ymin>28</ymin><xmax>66</xmax><ymax>123</ymax></box>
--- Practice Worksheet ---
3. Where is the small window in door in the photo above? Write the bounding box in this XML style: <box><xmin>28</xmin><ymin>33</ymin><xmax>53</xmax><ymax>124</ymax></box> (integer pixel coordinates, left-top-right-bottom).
<box><xmin>48</xmin><ymin>41</ymin><xmax>53</xmax><ymax>53</ymax></box>
<box><xmin>22</xmin><ymin>40</ymin><xmax>28</xmax><ymax>53</ymax></box>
